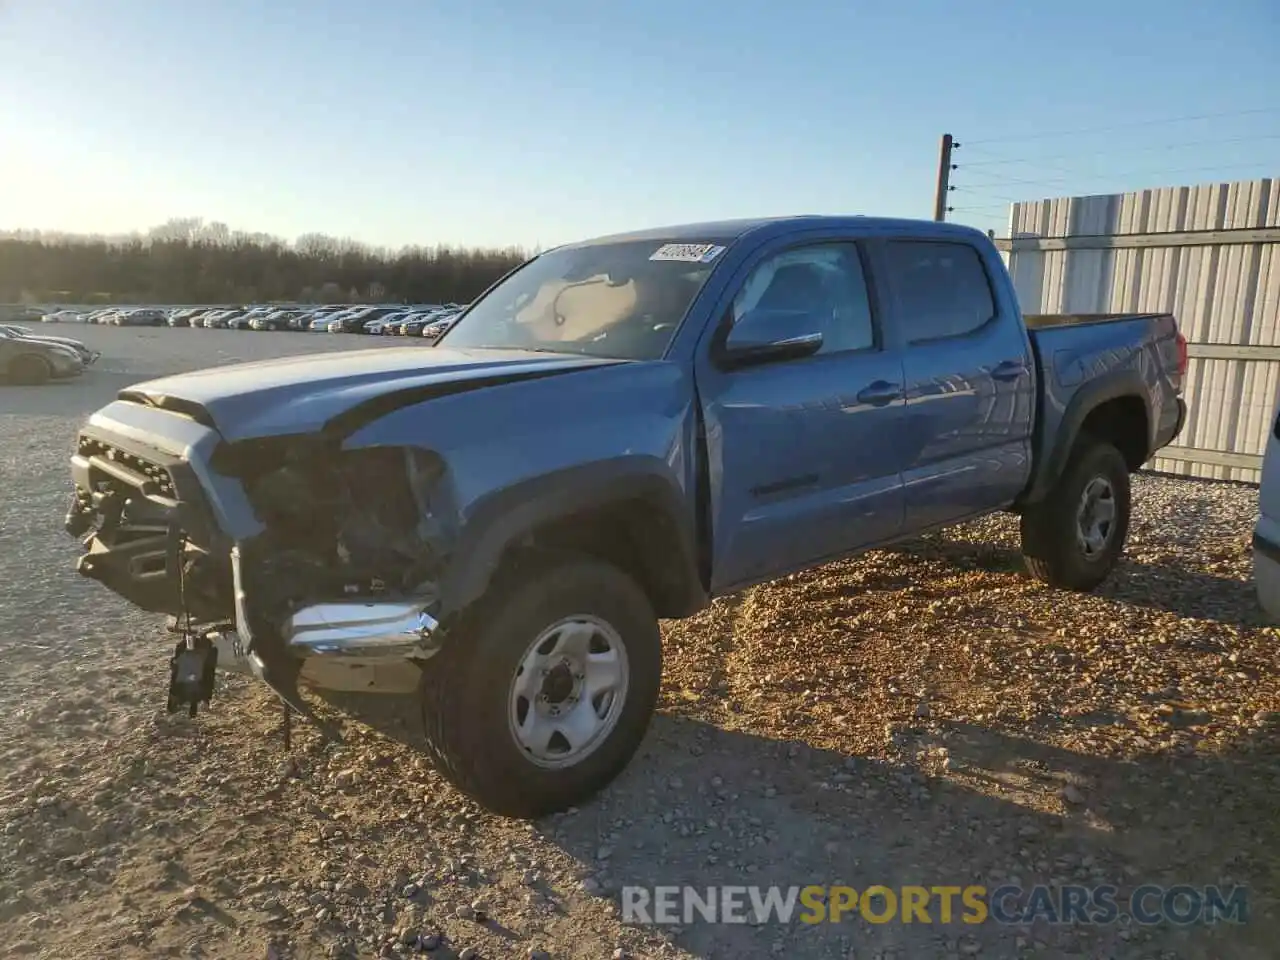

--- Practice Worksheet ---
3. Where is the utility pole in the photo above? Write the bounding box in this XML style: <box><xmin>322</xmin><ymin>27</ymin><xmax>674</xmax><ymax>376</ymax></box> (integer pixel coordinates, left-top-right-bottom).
<box><xmin>933</xmin><ymin>134</ymin><xmax>955</xmax><ymax>221</ymax></box>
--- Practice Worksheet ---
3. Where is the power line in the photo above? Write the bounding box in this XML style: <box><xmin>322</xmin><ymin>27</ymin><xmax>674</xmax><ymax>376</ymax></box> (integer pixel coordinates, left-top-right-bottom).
<box><xmin>951</xmin><ymin>187</ymin><xmax>1035</xmax><ymax>204</ymax></box>
<box><xmin>957</xmin><ymin>170</ymin><xmax>1084</xmax><ymax>188</ymax></box>
<box><xmin>952</xmin><ymin>160</ymin><xmax>1278</xmax><ymax>200</ymax></box>
<box><xmin>963</xmin><ymin>107</ymin><xmax>1280</xmax><ymax>146</ymax></box>
<box><xmin>958</xmin><ymin>132</ymin><xmax>1280</xmax><ymax>169</ymax></box>
<box><xmin>960</xmin><ymin>152</ymin><xmax>1093</xmax><ymax>178</ymax></box>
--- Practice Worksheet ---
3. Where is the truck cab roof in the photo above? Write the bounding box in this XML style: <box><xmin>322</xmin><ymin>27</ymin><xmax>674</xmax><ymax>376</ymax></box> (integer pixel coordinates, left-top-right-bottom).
<box><xmin>567</xmin><ymin>215</ymin><xmax>992</xmax><ymax>250</ymax></box>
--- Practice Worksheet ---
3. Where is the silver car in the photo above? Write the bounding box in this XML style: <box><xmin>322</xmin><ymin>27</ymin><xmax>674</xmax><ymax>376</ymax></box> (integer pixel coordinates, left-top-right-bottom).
<box><xmin>1255</xmin><ymin>401</ymin><xmax>1280</xmax><ymax>622</ymax></box>
<box><xmin>0</xmin><ymin>327</ymin><xmax>84</xmax><ymax>383</ymax></box>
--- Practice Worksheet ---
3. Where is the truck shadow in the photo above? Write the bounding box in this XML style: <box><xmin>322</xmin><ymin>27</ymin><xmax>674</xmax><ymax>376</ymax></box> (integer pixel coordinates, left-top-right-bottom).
<box><xmin>878</xmin><ymin>535</ymin><xmax>1267</xmax><ymax>627</ymax></box>
<box><xmin>318</xmin><ymin>689</ymin><xmax>1278</xmax><ymax>960</ymax></box>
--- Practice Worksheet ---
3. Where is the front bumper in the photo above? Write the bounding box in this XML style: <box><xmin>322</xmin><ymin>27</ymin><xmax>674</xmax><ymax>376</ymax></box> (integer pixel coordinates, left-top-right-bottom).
<box><xmin>284</xmin><ymin>601</ymin><xmax>440</xmax><ymax>659</ymax></box>
<box><xmin>69</xmin><ymin>423</ymin><xmax>443</xmax><ymax>695</ymax></box>
<box><xmin>228</xmin><ymin>552</ymin><xmax>442</xmax><ymax>694</ymax></box>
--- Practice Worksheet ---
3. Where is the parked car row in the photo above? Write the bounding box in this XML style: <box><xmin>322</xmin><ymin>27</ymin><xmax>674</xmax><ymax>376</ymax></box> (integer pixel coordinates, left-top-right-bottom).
<box><xmin>39</xmin><ymin>307</ymin><xmax>170</xmax><ymax>326</ymax></box>
<box><xmin>41</xmin><ymin>303</ymin><xmax>467</xmax><ymax>342</ymax></box>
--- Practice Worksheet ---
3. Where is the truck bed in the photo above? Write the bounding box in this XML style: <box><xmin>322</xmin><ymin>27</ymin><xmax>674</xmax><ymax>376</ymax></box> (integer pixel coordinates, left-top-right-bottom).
<box><xmin>1017</xmin><ymin>310</ymin><xmax>1185</xmax><ymax>505</ymax></box>
<box><xmin>1023</xmin><ymin>312</ymin><xmax>1173</xmax><ymax>330</ymax></box>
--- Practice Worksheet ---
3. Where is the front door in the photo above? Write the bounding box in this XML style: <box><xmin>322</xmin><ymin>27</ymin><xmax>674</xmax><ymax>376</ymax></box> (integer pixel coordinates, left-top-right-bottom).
<box><xmin>696</xmin><ymin>239</ymin><xmax>908</xmax><ymax>592</ymax></box>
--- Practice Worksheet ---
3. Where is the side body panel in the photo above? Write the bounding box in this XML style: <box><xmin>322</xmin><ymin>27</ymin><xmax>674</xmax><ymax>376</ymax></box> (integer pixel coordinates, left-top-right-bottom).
<box><xmin>1021</xmin><ymin>313</ymin><xmax>1185</xmax><ymax>504</ymax></box>
<box><xmin>866</xmin><ymin>236</ymin><xmax>1036</xmax><ymax>529</ymax></box>
<box><xmin>686</xmin><ymin>227</ymin><xmax>909</xmax><ymax>592</ymax></box>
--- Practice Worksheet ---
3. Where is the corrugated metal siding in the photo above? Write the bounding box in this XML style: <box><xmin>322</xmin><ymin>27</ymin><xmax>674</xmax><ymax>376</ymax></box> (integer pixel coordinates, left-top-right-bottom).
<box><xmin>1002</xmin><ymin>177</ymin><xmax>1280</xmax><ymax>483</ymax></box>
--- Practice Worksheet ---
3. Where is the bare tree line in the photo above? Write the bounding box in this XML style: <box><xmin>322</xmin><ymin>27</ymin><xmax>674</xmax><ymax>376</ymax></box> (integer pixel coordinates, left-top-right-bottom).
<box><xmin>0</xmin><ymin>218</ymin><xmax>532</xmax><ymax>305</ymax></box>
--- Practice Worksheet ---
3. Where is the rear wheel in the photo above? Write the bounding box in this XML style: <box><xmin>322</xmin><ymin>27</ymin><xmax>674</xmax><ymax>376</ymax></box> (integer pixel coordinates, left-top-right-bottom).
<box><xmin>419</xmin><ymin>553</ymin><xmax>662</xmax><ymax>818</ymax></box>
<box><xmin>8</xmin><ymin>353</ymin><xmax>51</xmax><ymax>385</ymax></box>
<box><xmin>1020</xmin><ymin>436</ymin><xmax>1131</xmax><ymax>591</ymax></box>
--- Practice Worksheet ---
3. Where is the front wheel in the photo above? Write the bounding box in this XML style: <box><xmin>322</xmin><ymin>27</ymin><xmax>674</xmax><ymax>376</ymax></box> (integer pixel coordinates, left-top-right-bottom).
<box><xmin>1020</xmin><ymin>436</ymin><xmax>1131</xmax><ymax>591</ymax></box>
<box><xmin>419</xmin><ymin>554</ymin><xmax>662</xmax><ymax>818</ymax></box>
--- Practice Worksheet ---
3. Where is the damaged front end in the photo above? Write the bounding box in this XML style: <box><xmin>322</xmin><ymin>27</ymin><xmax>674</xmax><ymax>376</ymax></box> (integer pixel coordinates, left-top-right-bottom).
<box><xmin>68</xmin><ymin>422</ymin><xmax>456</xmax><ymax>723</ymax></box>
<box><xmin>226</xmin><ymin>437</ymin><xmax>455</xmax><ymax>691</ymax></box>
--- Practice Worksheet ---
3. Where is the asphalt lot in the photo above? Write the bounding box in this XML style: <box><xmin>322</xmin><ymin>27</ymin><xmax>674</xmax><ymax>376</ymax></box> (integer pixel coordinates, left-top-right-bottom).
<box><xmin>0</xmin><ymin>326</ymin><xmax>1278</xmax><ymax>959</ymax></box>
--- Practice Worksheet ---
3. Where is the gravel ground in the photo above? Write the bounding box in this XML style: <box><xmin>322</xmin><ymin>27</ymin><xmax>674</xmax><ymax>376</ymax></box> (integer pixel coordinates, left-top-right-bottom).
<box><xmin>2</xmin><ymin>326</ymin><xmax>1278</xmax><ymax>960</ymax></box>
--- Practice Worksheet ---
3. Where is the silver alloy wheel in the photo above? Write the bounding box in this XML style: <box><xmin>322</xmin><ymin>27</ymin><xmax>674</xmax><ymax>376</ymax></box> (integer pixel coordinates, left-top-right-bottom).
<box><xmin>507</xmin><ymin>615</ymin><xmax>630</xmax><ymax>769</ymax></box>
<box><xmin>1075</xmin><ymin>475</ymin><xmax>1116</xmax><ymax>558</ymax></box>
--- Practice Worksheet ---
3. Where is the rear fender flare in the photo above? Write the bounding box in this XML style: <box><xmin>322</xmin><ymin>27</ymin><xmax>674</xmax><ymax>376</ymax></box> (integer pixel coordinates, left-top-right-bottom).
<box><xmin>1022</xmin><ymin>370</ymin><xmax>1151</xmax><ymax>505</ymax></box>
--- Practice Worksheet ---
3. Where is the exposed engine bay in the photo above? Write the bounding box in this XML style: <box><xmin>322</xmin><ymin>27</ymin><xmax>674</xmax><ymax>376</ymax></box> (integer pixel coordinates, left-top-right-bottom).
<box><xmin>67</xmin><ymin>431</ymin><xmax>454</xmax><ymax>723</ymax></box>
<box><xmin>235</xmin><ymin>443</ymin><xmax>453</xmax><ymax>630</ymax></box>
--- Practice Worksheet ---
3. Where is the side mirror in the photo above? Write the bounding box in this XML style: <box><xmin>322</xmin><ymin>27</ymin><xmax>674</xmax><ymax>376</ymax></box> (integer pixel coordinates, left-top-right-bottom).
<box><xmin>720</xmin><ymin>307</ymin><xmax>823</xmax><ymax>368</ymax></box>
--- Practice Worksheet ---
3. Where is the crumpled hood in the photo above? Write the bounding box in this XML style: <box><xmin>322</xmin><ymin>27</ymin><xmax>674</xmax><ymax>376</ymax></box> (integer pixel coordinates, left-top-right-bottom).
<box><xmin>117</xmin><ymin>346</ymin><xmax>624</xmax><ymax>441</ymax></box>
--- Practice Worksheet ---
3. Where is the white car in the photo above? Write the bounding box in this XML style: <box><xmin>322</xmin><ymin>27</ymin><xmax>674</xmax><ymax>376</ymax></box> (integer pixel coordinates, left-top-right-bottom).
<box><xmin>41</xmin><ymin>309</ymin><xmax>87</xmax><ymax>323</ymax></box>
<box><xmin>1256</xmin><ymin>402</ymin><xmax>1280</xmax><ymax>622</ymax></box>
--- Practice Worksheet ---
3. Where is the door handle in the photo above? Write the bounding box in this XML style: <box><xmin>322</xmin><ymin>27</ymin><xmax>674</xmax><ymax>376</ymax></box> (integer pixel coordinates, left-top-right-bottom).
<box><xmin>856</xmin><ymin>380</ymin><xmax>903</xmax><ymax>406</ymax></box>
<box><xmin>992</xmin><ymin>360</ymin><xmax>1028</xmax><ymax>381</ymax></box>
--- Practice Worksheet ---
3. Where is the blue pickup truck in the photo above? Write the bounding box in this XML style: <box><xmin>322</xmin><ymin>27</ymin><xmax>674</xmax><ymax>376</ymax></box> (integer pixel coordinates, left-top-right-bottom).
<box><xmin>66</xmin><ymin>215</ymin><xmax>1187</xmax><ymax>816</ymax></box>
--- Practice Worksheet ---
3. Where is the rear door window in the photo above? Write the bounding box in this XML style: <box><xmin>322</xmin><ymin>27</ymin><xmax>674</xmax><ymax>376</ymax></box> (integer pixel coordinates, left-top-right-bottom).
<box><xmin>882</xmin><ymin>240</ymin><xmax>995</xmax><ymax>343</ymax></box>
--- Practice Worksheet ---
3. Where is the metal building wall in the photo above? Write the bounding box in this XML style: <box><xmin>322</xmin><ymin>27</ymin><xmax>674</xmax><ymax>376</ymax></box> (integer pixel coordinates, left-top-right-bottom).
<box><xmin>999</xmin><ymin>177</ymin><xmax>1280</xmax><ymax>483</ymax></box>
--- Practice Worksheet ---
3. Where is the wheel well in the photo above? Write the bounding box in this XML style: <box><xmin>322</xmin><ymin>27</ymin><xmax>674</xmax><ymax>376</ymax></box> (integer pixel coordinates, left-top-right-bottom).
<box><xmin>10</xmin><ymin>352</ymin><xmax>50</xmax><ymax>372</ymax></box>
<box><xmin>1080</xmin><ymin>396</ymin><xmax>1149</xmax><ymax>470</ymax></box>
<box><xmin>502</xmin><ymin>498</ymin><xmax>703</xmax><ymax>619</ymax></box>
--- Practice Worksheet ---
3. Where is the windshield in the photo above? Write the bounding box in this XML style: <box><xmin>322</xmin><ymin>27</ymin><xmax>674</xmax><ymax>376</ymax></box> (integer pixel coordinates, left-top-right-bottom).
<box><xmin>438</xmin><ymin>238</ymin><xmax>728</xmax><ymax>360</ymax></box>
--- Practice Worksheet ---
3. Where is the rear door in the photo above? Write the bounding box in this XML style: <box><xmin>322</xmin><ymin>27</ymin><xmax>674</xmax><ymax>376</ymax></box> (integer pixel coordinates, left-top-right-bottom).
<box><xmin>872</xmin><ymin>237</ymin><xmax>1035</xmax><ymax>531</ymax></box>
<box><xmin>696</xmin><ymin>235</ymin><xmax>908</xmax><ymax>591</ymax></box>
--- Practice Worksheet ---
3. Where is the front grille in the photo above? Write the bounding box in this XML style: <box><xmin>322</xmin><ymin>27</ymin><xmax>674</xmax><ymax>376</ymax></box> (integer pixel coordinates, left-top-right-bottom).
<box><xmin>77</xmin><ymin>436</ymin><xmax>177</xmax><ymax>498</ymax></box>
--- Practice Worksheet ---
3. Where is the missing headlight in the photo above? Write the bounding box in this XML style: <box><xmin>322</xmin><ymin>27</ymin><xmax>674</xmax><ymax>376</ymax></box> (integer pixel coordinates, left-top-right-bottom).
<box><xmin>242</xmin><ymin>444</ymin><xmax>454</xmax><ymax>621</ymax></box>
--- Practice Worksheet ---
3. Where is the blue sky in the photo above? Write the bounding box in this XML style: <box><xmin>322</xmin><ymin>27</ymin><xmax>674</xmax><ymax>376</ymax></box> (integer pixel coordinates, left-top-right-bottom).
<box><xmin>0</xmin><ymin>0</ymin><xmax>1276</xmax><ymax>250</ymax></box>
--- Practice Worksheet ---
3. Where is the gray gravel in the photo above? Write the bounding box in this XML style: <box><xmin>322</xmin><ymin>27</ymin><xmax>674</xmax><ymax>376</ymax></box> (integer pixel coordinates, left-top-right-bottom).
<box><xmin>1</xmin><ymin>326</ymin><xmax>1278</xmax><ymax>959</ymax></box>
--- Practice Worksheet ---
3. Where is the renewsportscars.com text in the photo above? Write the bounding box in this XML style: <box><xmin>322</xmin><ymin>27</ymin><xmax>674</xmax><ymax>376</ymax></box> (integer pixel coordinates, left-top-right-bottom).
<box><xmin>621</xmin><ymin>884</ymin><xmax>1248</xmax><ymax>926</ymax></box>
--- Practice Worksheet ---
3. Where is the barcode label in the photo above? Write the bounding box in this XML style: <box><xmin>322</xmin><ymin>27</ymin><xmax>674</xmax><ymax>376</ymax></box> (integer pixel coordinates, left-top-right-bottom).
<box><xmin>649</xmin><ymin>243</ymin><xmax>727</xmax><ymax>263</ymax></box>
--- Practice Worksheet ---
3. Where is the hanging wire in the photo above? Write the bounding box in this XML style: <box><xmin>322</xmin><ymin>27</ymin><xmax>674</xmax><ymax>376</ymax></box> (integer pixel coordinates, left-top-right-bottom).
<box><xmin>944</xmin><ymin>111</ymin><xmax>1279</xmax><ymax>234</ymax></box>
<box><xmin>954</xmin><ymin>159</ymin><xmax>1278</xmax><ymax>198</ymax></box>
<box><xmin>958</xmin><ymin>133</ymin><xmax>1280</xmax><ymax>172</ymax></box>
<box><xmin>962</xmin><ymin>107</ymin><xmax>1280</xmax><ymax>146</ymax></box>
<box><xmin>951</xmin><ymin>187</ymin><xmax>1033</xmax><ymax>205</ymax></box>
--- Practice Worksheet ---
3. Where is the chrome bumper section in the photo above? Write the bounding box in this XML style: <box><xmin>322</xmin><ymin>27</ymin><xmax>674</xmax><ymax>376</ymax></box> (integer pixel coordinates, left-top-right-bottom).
<box><xmin>226</xmin><ymin>546</ymin><xmax>441</xmax><ymax>695</ymax></box>
<box><xmin>282</xmin><ymin>601</ymin><xmax>440</xmax><ymax>659</ymax></box>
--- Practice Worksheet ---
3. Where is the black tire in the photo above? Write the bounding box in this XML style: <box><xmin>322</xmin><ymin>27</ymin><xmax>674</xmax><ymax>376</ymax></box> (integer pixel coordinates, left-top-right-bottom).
<box><xmin>8</xmin><ymin>353</ymin><xmax>51</xmax><ymax>385</ymax></box>
<box><xmin>419</xmin><ymin>553</ymin><xmax>662</xmax><ymax>818</ymax></box>
<box><xmin>1020</xmin><ymin>436</ymin><xmax>1131</xmax><ymax>591</ymax></box>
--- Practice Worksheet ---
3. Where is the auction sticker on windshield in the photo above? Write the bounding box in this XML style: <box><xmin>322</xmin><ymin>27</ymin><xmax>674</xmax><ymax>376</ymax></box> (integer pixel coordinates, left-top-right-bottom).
<box><xmin>650</xmin><ymin>243</ymin><xmax>726</xmax><ymax>263</ymax></box>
